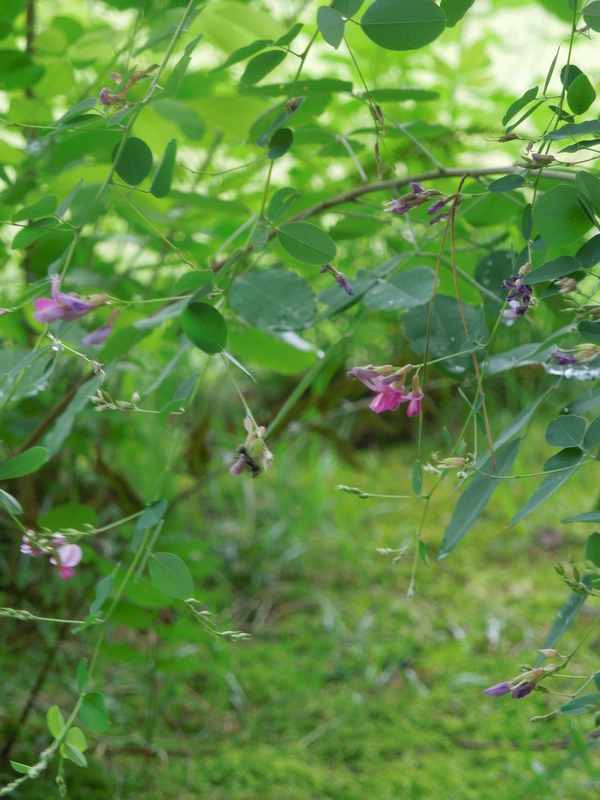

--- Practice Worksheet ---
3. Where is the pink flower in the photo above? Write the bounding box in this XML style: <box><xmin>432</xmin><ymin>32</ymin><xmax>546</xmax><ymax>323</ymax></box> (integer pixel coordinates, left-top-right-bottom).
<box><xmin>81</xmin><ymin>323</ymin><xmax>113</xmax><ymax>346</ymax></box>
<box><xmin>20</xmin><ymin>532</ymin><xmax>82</xmax><ymax>580</ymax></box>
<box><xmin>404</xmin><ymin>376</ymin><xmax>424</xmax><ymax>417</ymax></box>
<box><xmin>33</xmin><ymin>275</ymin><xmax>101</xmax><ymax>324</ymax></box>
<box><xmin>369</xmin><ymin>380</ymin><xmax>406</xmax><ymax>413</ymax></box>
<box><xmin>49</xmin><ymin>542</ymin><xmax>82</xmax><ymax>580</ymax></box>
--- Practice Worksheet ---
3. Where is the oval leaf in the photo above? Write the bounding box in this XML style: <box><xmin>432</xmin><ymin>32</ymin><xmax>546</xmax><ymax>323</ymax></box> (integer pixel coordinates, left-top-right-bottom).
<box><xmin>363</xmin><ymin>266</ymin><xmax>435</xmax><ymax>310</ymax></box>
<box><xmin>527</xmin><ymin>255</ymin><xmax>582</xmax><ymax>284</ymax></box>
<box><xmin>488</xmin><ymin>174</ymin><xmax>526</xmax><ymax>193</ymax></box>
<box><xmin>567</xmin><ymin>72</ymin><xmax>596</xmax><ymax>115</ymax></box>
<box><xmin>276</xmin><ymin>221</ymin><xmax>336</xmax><ymax>265</ymax></box>
<box><xmin>148</xmin><ymin>552</ymin><xmax>194</xmax><ymax>599</ymax></box>
<box><xmin>112</xmin><ymin>137</ymin><xmax>153</xmax><ymax>186</ymax></box>
<box><xmin>80</xmin><ymin>692</ymin><xmax>109</xmax><ymax>734</ymax></box>
<box><xmin>182</xmin><ymin>303</ymin><xmax>227</xmax><ymax>354</ymax></box>
<box><xmin>360</xmin><ymin>0</ymin><xmax>446</xmax><ymax>51</ymax></box>
<box><xmin>545</xmin><ymin>415</ymin><xmax>586</xmax><ymax>447</ymax></box>
<box><xmin>268</xmin><ymin>127</ymin><xmax>293</xmax><ymax>160</ymax></box>
<box><xmin>317</xmin><ymin>6</ymin><xmax>345</xmax><ymax>49</ymax></box>
<box><xmin>150</xmin><ymin>138</ymin><xmax>177</xmax><ymax>198</ymax></box>
<box><xmin>267</xmin><ymin>187</ymin><xmax>302</xmax><ymax>222</ymax></box>
<box><xmin>532</xmin><ymin>185</ymin><xmax>592</xmax><ymax>247</ymax></box>
<box><xmin>0</xmin><ymin>447</ymin><xmax>48</xmax><ymax>480</ymax></box>
<box><xmin>47</xmin><ymin>705</ymin><xmax>65</xmax><ymax>738</ymax></box>
<box><xmin>584</xmin><ymin>0</ymin><xmax>600</xmax><ymax>31</ymax></box>
<box><xmin>229</xmin><ymin>268</ymin><xmax>317</xmax><ymax>331</ymax></box>
<box><xmin>241</xmin><ymin>50</ymin><xmax>287</xmax><ymax>86</ymax></box>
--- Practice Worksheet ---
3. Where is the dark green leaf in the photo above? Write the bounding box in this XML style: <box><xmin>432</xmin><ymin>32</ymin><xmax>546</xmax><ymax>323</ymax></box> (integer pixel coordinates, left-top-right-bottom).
<box><xmin>251</xmin><ymin>220</ymin><xmax>269</xmax><ymax>252</ymax></box>
<box><xmin>543</xmin><ymin>447</ymin><xmax>584</xmax><ymax>472</ymax></box>
<box><xmin>57</xmin><ymin>179</ymin><xmax>84</xmax><ymax>218</ymax></box>
<box><xmin>275</xmin><ymin>24</ymin><xmax>304</xmax><ymax>46</ymax></box>
<box><xmin>566</xmin><ymin>385</ymin><xmax>600</xmax><ymax>414</ymax></box>
<box><xmin>584</xmin><ymin>0</ymin><xmax>600</xmax><ymax>31</ymax></box>
<box><xmin>11</xmin><ymin>218</ymin><xmax>60</xmax><ymax>249</ymax></box>
<box><xmin>576</xmin><ymin>171</ymin><xmax>600</xmax><ymax>216</ymax></box>
<box><xmin>577</xmin><ymin>320</ymin><xmax>600</xmax><ymax>343</ymax></box>
<box><xmin>521</xmin><ymin>203</ymin><xmax>533</xmax><ymax>240</ymax></box>
<box><xmin>584</xmin><ymin>416</ymin><xmax>600</xmax><ymax>451</ymax></box>
<box><xmin>363</xmin><ymin>266</ymin><xmax>435</xmax><ymax>310</ymax></box>
<box><xmin>473</xmin><ymin>250</ymin><xmax>513</xmax><ymax>299</ymax></box>
<box><xmin>560</xmin><ymin>694</ymin><xmax>600</xmax><ymax>715</ymax></box>
<box><xmin>567</xmin><ymin>72</ymin><xmax>596</xmax><ymax>115</ymax></box>
<box><xmin>0</xmin><ymin>447</ymin><xmax>48</xmax><ymax>480</ymax></box>
<box><xmin>502</xmin><ymin>86</ymin><xmax>538</xmax><ymax>126</ymax></box>
<box><xmin>333</xmin><ymin>0</ymin><xmax>364</xmax><ymax>16</ymax></box>
<box><xmin>532</xmin><ymin>185</ymin><xmax>592</xmax><ymax>247</ymax></box>
<box><xmin>12</xmin><ymin>195</ymin><xmax>58</xmax><ymax>222</ymax></box>
<box><xmin>440</xmin><ymin>0</ymin><xmax>474</xmax><ymax>26</ymax></box>
<box><xmin>560</xmin><ymin>63</ymin><xmax>583</xmax><ymax>89</ymax></box>
<box><xmin>317</xmin><ymin>6</ymin><xmax>345</xmax><ymax>49</ymax></box>
<box><xmin>419</xmin><ymin>539</ymin><xmax>430</xmax><ymax>567</ymax></box>
<box><xmin>80</xmin><ymin>692</ymin><xmax>109</xmax><ymax>734</ymax></box>
<box><xmin>576</xmin><ymin>235</ymin><xmax>600</xmax><ymax>269</ymax></box>
<box><xmin>112</xmin><ymin>137</ymin><xmax>153</xmax><ymax>185</ymax></box>
<box><xmin>241</xmin><ymin>50</ymin><xmax>287</xmax><ymax>86</ymax></box>
<box><xmin>0</xmin><ymin>50</ymin><xmax>44</xmax><ymax>90</ymax></box>
<box><xmin>488</xmin><ymin>174</ymin><xmax>526</xmax><ymax>193</ymax></box>
<box><xmin>154</xmin><ymin>99</ymin><xmax>205</xmax><ymax>139</ymax></box>
<box><xmin>76</xmin><ymin>658</ymin><xmax>88</xmax><ymax>694</ymax></box>
<box><xmin>368</xmin><ymin>87</ymin><xmax>438</xmax><ymax>102</ymax></box>
<box><xmin>0</xmin><ymin>488</ymin><xmax>23</xmax><ymax>515</ymax></box>
<box><xmin>437</xmin><ymin>440</ymin><xmax>521</xmax><ymax>560</ymax></box>
<box><xmin>360</xmin><ymin>0</ymin><xmax>446</xmax><ymax>51</ymax></box>
<box><xmin>562</xmin><ymin>511</ymin><xmax>600</xmax><ymax>523</ymax></box>
<box><xmin>230</xmin><ymin>268</ymin><xmax>317</xmax><ymax>331</ymax></box>
<box><xmin>229</xmin><ymin>329</ymin><xmax>316</xmax><ymax>375</ymax></box>
<box><xmin>546</xmin><ymin>120</ymin><xmax>600</xmax><ymax>141</ymax></box>
<box><xmin>89</xmin><ymin>574</ymin><xmax>113</xmax><ymax>616</ymax></box>
<box><xmin>545</xmin><ymin>415</ymin><xmax>586</xmax><ymax>447</ymax></box>
<box><xmin>276</xmin><ymin>221</ymin><xmax>336</xmax><ymax>265</ymax></box>
<box><xmin>148</xmin><ymin>552</ymin><xmax>194</xmax><ymax>599</ymax></box>
<box><xmin>172</xmin><ymin>270</ymin><xmax>213</xmax><ymax>294</ymax></box>
<box><xmin>527</xmin><ymin>255</ymin><xmax>582</xmax><ymax>284</ymax></box>
<box><xmin>268</xmin><ymin>127</ymin><xmax>293</xmax><ymax>159</ymax></box>
<box><xmin>509</xmin><ymin>466</ymin><xmax>579</xmax><ymax>527</ymax></box>
<box><xmin>150</xmin><ymin>139</ymin><xmax>177</xmax><ymax>198</ymax></box>
<box><xmin>182</xmin><ymin>303</ymin><xmax>227</xmax><ymax>354</ymax></box>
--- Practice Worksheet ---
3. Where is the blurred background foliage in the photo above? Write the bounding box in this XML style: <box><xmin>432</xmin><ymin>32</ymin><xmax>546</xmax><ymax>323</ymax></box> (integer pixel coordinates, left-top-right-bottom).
<box><xmin>2</xmin><ymin>0</ymin><xmax>600</xmax><ymax>796</ymax></box>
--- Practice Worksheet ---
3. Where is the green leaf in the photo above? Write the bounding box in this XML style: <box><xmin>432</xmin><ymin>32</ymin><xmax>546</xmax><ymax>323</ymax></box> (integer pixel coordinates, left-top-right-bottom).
<box><xmin>80</xmin><ymin>692</ymin><xmax>109</xmax><ymax>734</ymax></box>
<box><xmin>487</xmin><ymin>174</ymin><xmax>526</xmax><ymax>193</ymax></box>
<box><xmin>275</xmin><ymin>23</ymin><xmax>304</xmax><ymax>46</ymax></box>
<box><xmin>560</xmin><ymin>694</ymin><xmax>600</xmax><ymax>715</ymax></box>
<box><xmin>0</xmin><ymin>50</ymin><xmax>44</xmax><ymax>90</ymax></box>
<box><xmin>76</xmin><ymin>658</ymin><xmax>88</xmax><ymax>694</ymax></box>
<box><xmin>584</xmin><ymin>0</ymin><xmax>600</xmax><ymax>31</ymax></box>
<box><xmin>211</xmin><ymin>39</ymin><xmax>273</xmax><ymax>72</ymax></box>
<box><xmin>334</xmin><ymin>0</ymin><xmax>364</xmax><ymax>15</ymax></box>
<box><xmin>317</xmin><ymin>7</ymin><xmax>345</xmax><ymax>49</ymax></box>
<box><xmin>10</xmin><ymin>762</ymin><xmax>31</xmax><ymax>775</ymax></box>
<box><xmin>532</xmin><ymin>185</ymin><xmax>592</xmax><ymax>247</ymax></box>
<box><xmin>0</xmin><ymin>488</ymin><xmax>23</xmax><ymax>515</ymax></box>
<box><xmin>577</xmin><ymin>320</ymin><xmax>600</xmax><ymax>343</ymax></box>
<box><xmin>47</xmin><ymin>705</ymin><xmax>65</xmax><ymax>738</ymax></box>
<box><xmin>501</xmin><ymin>86</ymin><xmax>538</xmax><ymax>126</ymax></box>
<box><xmin>276</xmin><ymin>221</ymin><xmax>336</xmax><ymax>265</ymax></box>
<box><xmin>543</xmin><ymin>447</ymin><xmax>584</xmax><ymax>472</ymax></box>
<box><xmin>228</xmin><ymin>328</ymin><xmax>317</xmax><ymax>375</ymax></box>
<box><xmin>0</xmin><ymin>447</ymin><xmax>47</xmax><ymax>480</ymax></box>
<box><xmin>148</xmin><ymin>552</ymin><xmax>194</xmax><ymax>599</ymax></box>
<box><xmin>473</xmin><ymin>250</ymin><xmax>514</xmax><ymax>299</ymax></box>
<box><xmin>419</xmin><ymin>539</ymin><xmax>430</xmax><ymax>567</ymax></box>
<box><xmin>546</xmin><ymin>120</ymin><xmax>600</xmax><ymax>141</ymax></box>
<box><xmin>251</xmin><ymin>220</ymin><xmax>269</xmax><ymax>252</ymax></box>
<box><xmin>163</xmin><ymin>33</ymin><xmax>203</xmax><ymax>97</ymax></box>
<box><xmin>57</xmin><ymin>179</ymin><xmax>84</xmax><ymax>218</ymax></box>
<box><xmin>576</xmin><ymin>171</ymin><xmax>600</xmax><ymax>216</ymax></box>
<box><xmin>66</xmin><ymin>727</ymin><xmax>87</xmax><ymax>752</ymax></box>
<box><xmin>182</xmin><ymin>303</ymin><xmax>227</xmax><ymax>354</ymax></box>
<box><xmin>89</xmin><ymin>574</ymin><xmax>113</xmax><ymax>616</ymax></box>
<box><xmin>11</xmin><ymin>218</ymin><xmax>60</xmax><ymax>249</ymax></box>
<box><xmin>368</xmin><ymin>87</ymin><xmax>439</xmax><ymax>102</ymax></box>
<box><xmin>584</xmin><ymin>416</ymin><xmax>600</xmax><ymax>451</ymax></box>
<box><xmin>545</xmin><ymin>415</ymin><xmax>586</xmax><ymax>448</ymax></box>
<box><xmin>412</xmin><ymin>460</ymin><xmax>422</xmax><ymax>495</ymax></box>
<box><xmin>360</xmin><ymin>0</ymin><xmax>446</xmax><ymax>51</ymax></box>
<box><xmin>560</xmin><ymin>63</ymin><xmax>583</xmax><ymax>89</ymax></box>
<box><xmin>562</xmin><ymin>511</ymin><xmax>600</xmax><ymax>523</ymax></box>
<box><xmin>577</xmin><ymin>235</ymin><xmax>600</xmax><ymax>269</ymax></box>
<box><xmin>267</xmin><ymin>187</ymin><xmax>302</xmax><ymax>222</ymax></box>
<box><xmin>154</xmin><ymin>100</ymin><xmax>205</xmax><ymax>140</ymax></box>
<box><xmin>362</xmin><ymin>266</ymin><xmax>435</xmax><ymax>310</ymax></box>
<box><xmin>132</xmin><ymin>499</ymin><xmax>169</xmax><ymax>549</ymax></box>
<box><xmin>510</xmin><ymin>466</ymin><xmax>579</xmax><ymax>527</ymax></box>
<box><xmin>12</xmin><ymin>195</ymin><xmax>58</xmax><ymax>222</ymax></box>
<box><xmin>527</xmin><ymin>256</ymin><xmax>582</xmax><ymax>284</ymax></box>
<box><xmin>437</xmin><ymin>440</ymin><xmax>521</xmax><ymax>560</ymax></box>
<box><xmin>268</xmin><ymin>127</ymin><xmax>293</xmax><ymax>159</ymax></box>
<box><xmin>62</xmin><ymin>743</ymin><xmax>87</xmax><ymax>767</ymax></box>
<box><xmin>566</xmin><ymin>385</ymin><xmax>600</xmax><ymax>415</ymax></box>
<box><xmin>241</xmin><ymin>50</ymin><xmax>287</xmax><ymax>86</ymax></box>
<box><xmin>504</xmin><ymin>99</ymin><xmax>545</xmax><ymax>135</ymax></box>
<box><xmin>440</xmin><ymin>0</ymin><xmax>474</xmax><ymax>26</ymax></box>
<box><xmin>230</xmin><ymin>268</ymin><xmax>317</xmax><ymax>331</ymax></box>
<box><xmin>112</xmin><ymin>137</ymin><xmax>153</xmax><ymax>186</ymax></box>
<box><xmin>567</xmin><ymin>72</ymin><xmax>596</xmax><ymax>115</ymax></box>
<box><xmin>172</xmin><ymin>271</ymin><xmax>213</xmax><ymax>294</ymax></box>
<box><xmin>150</xmin><ymin>139</ymin><xmax>177</xmax><ymax>198</ymax></box>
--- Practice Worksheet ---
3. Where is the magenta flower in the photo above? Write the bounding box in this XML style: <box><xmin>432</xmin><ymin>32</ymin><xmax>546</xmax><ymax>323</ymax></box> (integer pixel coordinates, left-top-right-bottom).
<box><xmin>33</xmin><ymin>275</ymin><xmax>102</xmax><ymax>323</ymax></box>
<box><xmin>20</xmin><ymin>532</ymin><xmax>82</xmax><ymax>580</ymax></box>
<box><xmin>369</xmin><ymin>380</ymin><xmax>406</xmax><ymax>413</ymax></box>
<box><xmin>347</xmin><ymin>366</ymin><xmax>414</xmax><ymax>415</ymax></box>
<box><xmin>404</xmin><ymin>388</ymin><xmax>424</xmax><ymax>417</ymax></box>
<box><xmin>49</xmin><ymin>542</ymin><xmax>83</xmax><ymax>580</ymax></box>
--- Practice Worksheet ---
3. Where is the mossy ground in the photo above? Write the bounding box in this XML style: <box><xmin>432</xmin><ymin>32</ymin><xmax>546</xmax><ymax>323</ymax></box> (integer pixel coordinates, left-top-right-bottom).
<box><xmin>4</xmin><ymin>431</ymin><xmax>600</xmax><ymax>799</ymax></box>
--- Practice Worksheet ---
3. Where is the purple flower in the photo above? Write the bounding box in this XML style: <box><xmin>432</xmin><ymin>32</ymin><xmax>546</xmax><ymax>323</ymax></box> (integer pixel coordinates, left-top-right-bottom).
<box><xmin>335</xmin><ymin>272</ymin><xmax>354</xmax><ymax>296</ymax></box>
<box><xmin>99</xmin><ymin>87</ymin><xmax>112</xmax><ymax>106</ymax></box>
<box><xmin>551</xmin><ymin>352</ymin><xmax>578</xmax><ymax>365</ymax></box>
<box><xmin>501</xmin><ymin>275</ymin><xmax>533</xmax><ymax>304</ymax></box>
<box><xmin>33</xmin><ymin>276</ymin><xmax>101</xmax><ymax>323</ymax></box>
<box><xmin>384</xmin><ymin>199</ymin><xmax>412</xmax><ymax>216</ymax></box>
<box><xmin>230</xmin><ymin>455</ymin><xmax>249</xmax><ymax>476</ymax></box>
<box><xmin>482</xmin><ymin>682</ymin><xmax>512</xmax><ymax>697</ymax></box>
<box><xmin>429</xmin><ymin>212</ymin><xmax>450</xmax><ymax>226</ymax></box>
<box><xmin>511</xmin><ymin>681</ymin><xmax>535</xmax><ymax>699</ymax></box>
<box><xmin>427</xmin><ymin>197</ymin><xmax>452</xmax><ymax>216</ymax></box>
<box><xmin>348</xmin><ymin>366</ymin><xmax>423</xmax><ymax>417</ymax></box>
<box><xmin>404</xmin><ymin>388</ymin><xmax>424</xmax><ymax>417</ymax></box>
<box><xmin>369</xmin><ymin>382</ymin><xmax>406</xmax><ymax>413</ymax></box>
<box><xmin>409</xmin><ymin>182</ymin><xmax>427</xmax><ymax>194</ymax></box>
<box><xmin>82</xmin><ymin>323</ymin><xmax>114</xmax><ymax>346</ymax></box>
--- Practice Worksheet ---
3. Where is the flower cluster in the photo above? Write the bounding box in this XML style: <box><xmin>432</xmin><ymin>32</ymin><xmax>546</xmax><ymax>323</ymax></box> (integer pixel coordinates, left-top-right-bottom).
<box><xmin>230</xmin><ymin>417</ymin><xmax>274</xmax><ymax>478</ymax></box>
<box><xmin>383</xmin><ymin>182</ymin><xmax>453</xmax><ymax>225</ymax></box>
<box><xmin>501</xmin><ymin>266</ymin><xmax>534</xmax><ymax>322</ymax></box>
<box><xmin>347</xmin><ymin>364</ymin><xmax>424</xmax><ymax>417</ymax></box>
<box><xmin>20</xmin><ymin>531</ymin><xmax>82</xmax><ymax>580</ymax></box>
<box><xmin>33</xmin><ymin>275</ymin><xmax>115</xmax><ymax>346</ymax></box>
<box><xmin>483</xmin><ymin>667</ymin><xmax>546</xmax><ymax>699</ymax></box>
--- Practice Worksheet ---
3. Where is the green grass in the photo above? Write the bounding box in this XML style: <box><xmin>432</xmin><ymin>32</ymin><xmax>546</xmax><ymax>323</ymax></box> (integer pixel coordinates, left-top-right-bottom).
<box><xmin>3</xmin><ymin>432</ymin><xmax>600</xmax><ymax>799</ymax></box>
